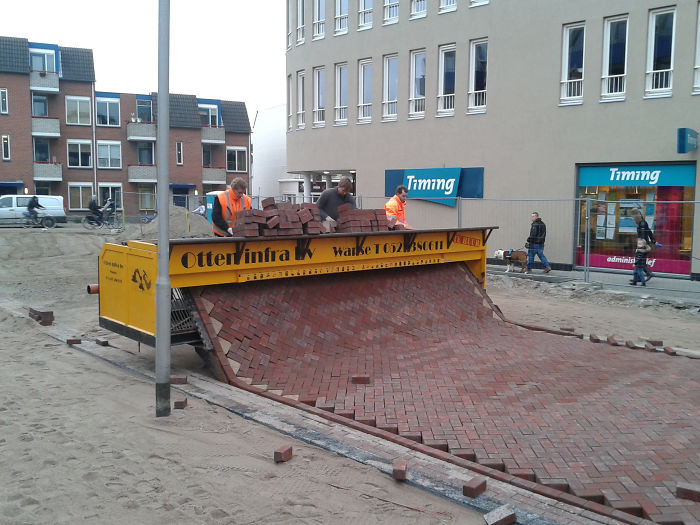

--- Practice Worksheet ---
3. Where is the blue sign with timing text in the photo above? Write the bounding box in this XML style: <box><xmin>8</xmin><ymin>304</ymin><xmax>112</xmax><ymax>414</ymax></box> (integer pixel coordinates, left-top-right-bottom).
<box><xmin>678</xmin><ymin>128</ymin><xmax>698</xmax><ymax>154</ymax></box>
<box><xmin>578</xmin><ymin>164</ymin><xmax>696</xmax><ymax>187</ymax></box>
<box><xmin>403</xmin><ymin>168</ymin><xmax>461</xmax><ymax>206</ymax></box>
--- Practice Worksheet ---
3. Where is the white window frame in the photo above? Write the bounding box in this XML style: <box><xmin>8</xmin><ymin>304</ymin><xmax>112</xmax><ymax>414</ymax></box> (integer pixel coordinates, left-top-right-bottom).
<box><xmin>439</xmin><ymin>0</ymin><xmax>456</xmax><ymax>14</ymax></box>
<box><xmin>335</xmin><ymin>0</ymin><xmax>348</xmax><ymax>35</ymax></box>
<box><xmin>382</xmin><ymin>54</ymin><xmax>398</xmax><ymax>120</ymax></box>
<box><xmin>68</xmin><ymin>183</ymin><xmax>94</xmax><ymax>210</ymax></box>
<box><xmin>335</xmin><ymin>63</ymin><xmax>348</xmax><ymax>124</ymax></box>
<box><xmin>468</xmin><ymin>39</ymin><xmax>488</xmax><ymax>113</ymax></box>
<box><xmin>288</xmin><ymin>0</ymin><xmax>294</xmax><ymax>48</ymax></box>
<box><xmin>138</xmin><ymin>184</ymin><xmax>156</xmax><ymax>211</ymax></box>
<box><xmin>313</xmin><ymin>67</ymin><xmax>326</xmax><ymax>126</ymax></box>
<box><xmin>287</xmin><ymin>74</ymin><xmax>293</xmax><ymax>131</ymax></box>
<box><xmin>98</xmin><ymin>183</ymin><xmax>123</xmax><ymax>210</ymax></box>
<box><xmin>32</xmin><ymin>94</ymin><xmax>48</xmax><ymax>117</ymax></box>
<box><xmin>695</xmin><ymin>2</ymin><xmax>700</xmax><ymax>94</ymax></box>
<box><xmin>297</xmin><ymin>71</ymin><xmax>306</xmax><ymax>129</ymax></box>
<box><xmin>409</xmin><ymin>50</ymin><xmax>426</xmax><ymax>117</ymax></box>
<box><xmin>136</xmin><ymin>142</ymin><xmax>155</xmax><ymax>165</ymax></box>
<box><xmin>199</xmin><ymin>104</ymin><xmax>219</xmax><ymax>127</ymax></box>
<box><xmin>96</xmin><ymin>97</ymin><xmax>121</xmax><ymax>127</ymax></box>
<box><xmin>410</xmin><ymin>0</ymin><xmax>426</xmax><ymax>19</ymax></box>
<box><xmin>226</xmin><ymin>147</ymin><xmax>248</xmax><ymax>172</ymax></box>
<box><xmin>560</xmin><ymin>23</ymin><xmax>585</xmax><ymax>105</ymax></box>
<box><xmin>67</xmin><ymin>140</ymin><xmax>92</xmax><ymax>168</ymax></box>
<box><xmin>601</xmin><ymin>15</ymin><xmax>628</xmax><ymax>101</ymax></box>
<box><xmin>1</xmin><ymin>135</ymin><xmax>10</xmax><ymax>160</ymax></box>
<box><xmin>0</xmin><ymin>88</ymin><xmax>7</xmax><ymax>114</ymax></box>
<box><xmin>29</xmin><ymin>48</ymin><xmax>56</xmax><ymax>72</ymax></box>
<box><xmin>358</xmin><ymin>0</ymin><xmax>373</xmax><ymax>29</ymax></box>
<box><xmin>469</xmin><ymin>0</ymin><xmax>489</xmax><ymax>6</ymax></box>
<box><xmin>438</xmin><ymin>44</ymin><xmax>456</xmax><ymax>115</ymax></box>
<box><xmin>645</xmin><ymin>6</ymin><xmax>676</xmax><ymax>98</ymax></box>
<box><xmin>65</xmin><ymin>96</ymin><xmax>92</xmax><ymax>126</ymax></box>
<box><xmin>176</xmin><ymin>142</ymin><xmax>183</xmax><ymax>165</ymax></box>
<box><xmin>136</xmin><ymin>99</ymin><xmax>152</xmax><ymax>121</ymax></box>
<box><xmin>97</xmin><ymin>140</ymin><xmax>122</xmax><ymax>169</ymax></box>
<box><xmin>383</xmin><ymin>0</ymin><xmax>399</xmax><ymax>25</ymax></box>
<box><xmin>313</xmin><ymin>0</ymin><xmax>325</xmax><ymax>38</ymax></box>
<box><xmin>358</xmin><ymin>59</ymin><xmax>372</xmax><ymax>122</ymax></box>
<box><xmin>33</xmin><ymin>137</ymin><xmax>50</xmax><ymax>162</ymax></box>
<box><xmin>297</xmin><ymin>0</ymin><xmax>306</xmax><ymax>44</ymax></box>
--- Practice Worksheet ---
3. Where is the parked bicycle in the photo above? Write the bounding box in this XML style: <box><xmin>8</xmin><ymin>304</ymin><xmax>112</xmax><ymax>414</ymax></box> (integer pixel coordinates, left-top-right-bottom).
<box><xmin>22</xmin><ymin>210</ymin><xmax>56</xmax><ymax>229</ymax></box>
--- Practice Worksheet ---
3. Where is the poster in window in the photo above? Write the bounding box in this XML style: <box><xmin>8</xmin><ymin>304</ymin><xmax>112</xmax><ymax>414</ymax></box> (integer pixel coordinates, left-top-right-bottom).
<box><xmin>596</xmin><ymin>214</ymin><xmax>606</xmax><ymax>239</ymax></box>
<box><xmin>618</xmin><ymin>199</ymin><xmax>642</xmax><ymax>233</ymax></box>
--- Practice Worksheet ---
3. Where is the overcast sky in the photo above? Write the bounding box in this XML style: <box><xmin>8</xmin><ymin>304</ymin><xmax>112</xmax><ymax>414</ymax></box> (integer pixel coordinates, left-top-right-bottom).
<box><xmin>4</xmin><ymin>0</ymin><xmax>287</xmax><ymax>125</ymax></box>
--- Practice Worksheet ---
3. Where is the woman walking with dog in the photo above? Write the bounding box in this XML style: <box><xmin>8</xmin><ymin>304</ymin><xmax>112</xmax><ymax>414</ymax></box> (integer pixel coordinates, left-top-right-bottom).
<box><xmin>526</xmin><ymin>212</ymin><xmax>552</xmax><ymax>274</ymax></box>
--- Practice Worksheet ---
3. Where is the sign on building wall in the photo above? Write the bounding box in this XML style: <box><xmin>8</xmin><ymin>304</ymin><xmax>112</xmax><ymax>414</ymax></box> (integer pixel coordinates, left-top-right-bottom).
<box><xmin>578</xmin><ymin>164</ymin><xmax>696</xmax><ymax>187</ymax></box>
<box><xmin>385</xmin><ymin>167</ymin><xmax>484</xmax><ymax>206</ymax></box>
<box><xmin>677</xmin><ymin>128</ymin><xmax>698</xmax><ymax>154</ymax></box>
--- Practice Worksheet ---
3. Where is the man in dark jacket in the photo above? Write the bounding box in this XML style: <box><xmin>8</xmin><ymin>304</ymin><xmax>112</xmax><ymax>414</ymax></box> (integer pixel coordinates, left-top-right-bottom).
<box><xmin>525</xmin><ymin>211</ymin><xmax>551</xmax><ymax>274</ymax></box>
<box><xmin>27</xmin><ymin>195</ymin><xmax>45</xmax><ymax>223</ymax></box>
<box><xmin>316</xmin><ymin>176</ymin><xmax>356</xmax><ymax>222</ymax></box>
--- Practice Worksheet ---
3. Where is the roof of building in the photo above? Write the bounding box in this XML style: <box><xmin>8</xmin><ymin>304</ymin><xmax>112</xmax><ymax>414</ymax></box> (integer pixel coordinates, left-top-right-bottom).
<box><xmin>59</xmin><ymin>46</ymin><xmax>95</xmax><ymax>82</ymax></box>
<box><xmin>221</xmin><ymin>101</ymin><xmax>251</xmax><ymax>134</ymax></box>
<box><xmin>152</xmin><ymin>93</ymin><xmax>202</xmax><ymax>129</ymax></box>
<box><xmin>0</xmin><ymin>36</ymin><xmax>30</xmax><ymax>74</ymax></box>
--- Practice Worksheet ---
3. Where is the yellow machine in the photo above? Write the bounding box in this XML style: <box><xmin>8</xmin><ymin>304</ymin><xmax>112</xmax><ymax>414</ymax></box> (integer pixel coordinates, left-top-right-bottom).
<box><xmin>96</xmin><ymin>227</ymin><xmax>496</xmax><ymax>347</ymax></box>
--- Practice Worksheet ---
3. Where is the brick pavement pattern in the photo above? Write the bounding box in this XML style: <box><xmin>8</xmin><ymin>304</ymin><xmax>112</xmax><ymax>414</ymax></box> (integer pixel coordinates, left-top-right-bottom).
<box><xmin>192</xmin><ymin>263</ymin><xmax>700</xmax><ymax>524</ymax></box>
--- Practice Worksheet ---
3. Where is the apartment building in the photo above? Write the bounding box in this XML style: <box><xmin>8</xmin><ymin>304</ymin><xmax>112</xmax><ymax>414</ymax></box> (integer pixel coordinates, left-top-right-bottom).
<box><xmin>286</xmin><ymin>0</ymin><xmax>700</xmax><ymax>278</ymax></box>
<box><xmin>0</xmin><ymin>36</ymin><xmax>251</xmax><ymax>215</ymax></box>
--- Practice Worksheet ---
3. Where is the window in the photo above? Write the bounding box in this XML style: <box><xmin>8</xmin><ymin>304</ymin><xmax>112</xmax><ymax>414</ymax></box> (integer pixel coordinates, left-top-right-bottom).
<box><xmin>199</xmin><ymin>104</ymin><xmax>218</xmax><ymax>126</ymax></box>
<box><xmin>383</xmin><ymin>54</ymin><xmax>398</xmax><ymax>119</ymax></box>
<box><xmin>66</xmin><ymin>96</ymin><xmax>91</xmax><ymax>125</ymax></box>
<box><xmin>98</xmin><ymin>184</ymin><xmax>122</xmax><ymax>210</ymax></box>
<box><xmin>335</xmin><ymin>0</ymin><xmax>348</xmax><ymax>34</ymax></box>
<box><xmin>33</xmin><ymin>138</ymin><xmax>50</xmax><ymax>162</ymax></box>
<box><xmin>2</xmin><ymin>135</ymin><xmax>10</xmax><ymax>160</ymax></box>
<box><xmin>359</xmin><ymin>0</ymin><xmax>373</xmax><ymax>29</ymax></box>
<box><xmin>335</xmin><ymin>63</ymin><xmax>348</xmax><ymax>123</ymax></box>
<box><xmin>313</xmin><ymin>0</ymin><xmax>325</xmax><ymax>38</ymax></box>
<box><xmin>287</xmin><ymin>74</ymin><xmax>293</xmax><ymax>130</ymax></box>
<box><xmin>313</xmin><ymin>67</ymin><xmax>326</xmax><ymax>125</ymax></box>
<box><xmin>226</xmin><ymin>147</ymin><xmax>248</xmax><ymax>172</ymax></box>
<box><xmin>67</xmin><ymin>140</ymin><xmax>92</xmax><ymax>168</ymax></box>
<box><xmin>297</xmin><ymin>71</ymin><xmax>306</xmax><ymax>128</ymax></box>
<box><xmin>410</xmin><ymin>0</ymin><xmax>426</xmax><ymax>19</ymax></box>
<box><xmin>439</xmin><ymin>0</ymin><xmax>456</xmax><ymax>13</ymax></box>
<box><xmin>695</xmin><ymin>2</ymin><xmax>700</xmax><ymax>93</ymax></box>
<box><xmin>136</xmin><ymin>142</ymin><xmax>154</xmax><ymax>164</ymax></box>
<box><xmin>29</xmin><ymin>49</ymin><xmax>55</xmax><ymax>72</ymax></box>
<box><xmin>602</xmin><ymin>16</ymin><xmax>628</xmax><ymax>100</ymax></box>
<box><xmin>384</xmin><ymin>0</ymin><xmax>399</xmax><ymax>24</ymax></box>
<box><xmin>96</xmin><ymin>97</ymin><xmax>120</xmax><ymax>126</ymax></box>
<box><xmin>646</xmin><ymin>7</ymin><xmax>675</xmax><ymax>97</ymax></box>
<box><xmin>288</xmin><ymin>0</ymin><xmax>294</xmax><ymax>47</ymax></box>
<box><xmin>137</xmin><ymin>99</ymin><xmax>152</xmax><ymax>121</ymax></box>
<box><xmin>561</xmin><ymin>23</ymin><xmax>585</xmax><ymax>103</ymax></box>
<box><xmin>469</xmin><ymin>0</ymin><xmax>489</xmax><ymax>6</ymax></box>
<box><xmin>468</xmin><ymin>39</ymin><xmax>488</xmax><ymax>112</ymax></box>
<box><xmin>0</xmin><ymin>88</ymin><xmax>7</xmax><ymax>114</ymax></box>
<box><xmin>202</xmin><ymin>144</ymin><xmax>213</xmax><ymax>167</ymax></box>
<box><xmin>297</xmin><ymin>0</ymin><xmax>305</xmax><ymax>43</ymax></box>
<box><xmin>438</xmin><ymin>44</ymin><xmax>456</xmax><ymax>114</ymax></box>
<box><xmin>358</xmin><ymin>59</ymin><xmax>372</xmax><ymax>122</ymax></box>
<box><xmin>176</xmin><ymin>142</ymin><xmax>183</xmax><ymax>165</ymax></box>
<box><xmin>68</xmin><ymin>183</ymin><xmax>93</xmax><ymax>210</ymax></box>
<box><xmin>409</xmin><ymin>50</ymin><xmax>426</xmax><ymax>116</ymax></box>
<box><xmin>32</xmin><ymin>94</ymin><xmax>48</xmax><ymax>117</ymax></box>
<box><xmin>97</xmin><ymin>141</ymin><xmax>121</xmax><ymax>169</ymax></box>
<box><xmin>139</xmin><ymin>184</ymin><xmax>156</xmax><ymax>210</ymax></box>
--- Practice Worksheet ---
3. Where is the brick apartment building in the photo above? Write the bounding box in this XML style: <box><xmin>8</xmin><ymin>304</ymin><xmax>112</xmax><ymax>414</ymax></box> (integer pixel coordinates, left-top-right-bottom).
<box><xmin>0</xmin><ymin>36</ymin><xmax>251</xmax><ymax>217</ymax></box>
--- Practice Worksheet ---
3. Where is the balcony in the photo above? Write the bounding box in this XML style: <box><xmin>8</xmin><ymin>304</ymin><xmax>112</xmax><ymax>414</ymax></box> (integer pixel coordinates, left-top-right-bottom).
<box><xmin>33</xmin><ymin>161</ymin><xmax>62</xmax><ymax>181</ymax></box>
<box><xmin>126</xmin><ymin>120</ymin><xmax>156</xmax><ymax>141</ymax></box>
<box><xmin>127</xmin><ymin>164</ymin><xmax>157</xmax><ymax>183</ymax></box>
<box><xmin>201</xmin><ymin>125</ymin><xmax>225</xmax><ymax>144</ymax></box>
<box><xmin>31</xmin><ymin>117</ymin><xmax>61</xmax><ymax>137</ymax></box>
<box><xmin>29</xmin><ymin>70</ymin><xmax>59</xmax><ymax>93</ymax></box>
<box><xmin>202</xmin><ymin>166</ymin><xmax>226</xmax><ymax>185</ymax></box>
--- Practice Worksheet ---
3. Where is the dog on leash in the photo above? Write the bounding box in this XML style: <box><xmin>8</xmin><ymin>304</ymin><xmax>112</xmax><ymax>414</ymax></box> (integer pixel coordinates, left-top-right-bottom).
<box><xmin>494</xmin><ymin>249</ymin><xmax>528</xmax><ymax>273</ymax></box>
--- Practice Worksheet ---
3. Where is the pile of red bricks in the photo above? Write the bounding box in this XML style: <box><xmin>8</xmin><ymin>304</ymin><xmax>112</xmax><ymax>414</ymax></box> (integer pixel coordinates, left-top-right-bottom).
<box><xmin>227</xmin><ymin>198</ymin><xmax>391</xmax><ymax>237</ymax></box>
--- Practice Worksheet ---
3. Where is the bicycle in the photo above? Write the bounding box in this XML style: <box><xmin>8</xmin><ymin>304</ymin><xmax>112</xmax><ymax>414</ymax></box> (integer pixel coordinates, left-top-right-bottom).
<box><xmin>22</xmin><ymin>211</ymin><xmax>56</xmax><ymax>229</ymax></box>
<box><xmin>82</xmin><ymin>212</ymin><xmax>123</xmax><ymax>231</ymax></box>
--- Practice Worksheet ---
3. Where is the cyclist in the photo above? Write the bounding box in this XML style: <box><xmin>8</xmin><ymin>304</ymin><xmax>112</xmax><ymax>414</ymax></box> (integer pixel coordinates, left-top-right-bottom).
<box><xmin>101</xmin><ymin>198</ymin><xmax>116</xmax><ymax>224</ymax></box>
<box><xmin>26</xmin><ymin>195</ymin><xmax>45</xmax><ymax>224</ymax></box>
<box><xmin>88</xmin><ymin>196</ymin><xmax>102</xmax><ymax>223</ymax></box>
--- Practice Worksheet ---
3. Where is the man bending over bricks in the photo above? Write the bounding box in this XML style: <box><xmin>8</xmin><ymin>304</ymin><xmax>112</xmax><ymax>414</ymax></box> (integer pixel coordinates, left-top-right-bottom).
<box><xmin>316</xmin><ymin>176</ymin><xmax>357</xmax><ymax>228</ymax></box>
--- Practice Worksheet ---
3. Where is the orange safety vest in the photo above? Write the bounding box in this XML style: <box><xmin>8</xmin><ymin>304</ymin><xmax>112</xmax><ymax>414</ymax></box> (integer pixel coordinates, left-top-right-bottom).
<box><xmin>384</xmin><ymin>194</ymin><xmax>406</xmax><ymax>226</ymax></box>
<box><xmin>212</xmin><ymin>189</ymin><xmax>252</xmax><ymax>236</ymax></box>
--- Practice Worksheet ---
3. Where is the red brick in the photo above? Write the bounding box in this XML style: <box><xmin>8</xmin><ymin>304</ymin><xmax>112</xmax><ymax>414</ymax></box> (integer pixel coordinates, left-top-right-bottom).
<box><xmin>261</xmin><ymin>197</ymin><xmax>276</xmax><ymax>209</ymax></box>
<box><xmin>315</xmin><ymin>401</ymin><xmax>335</xmax><ymax>413</ymax></box>
<box><xmin>676</xmin><ymin>482</ymin><xmax>700</xmax><ymax>502</ymax></box>
<box><xmin>508</xmin><ymin>468</ymin><xmax>535</xmax><ymax>481</ymax></box>
<box><xmin>571</xmin><ymin>487</ymin><xmax>605</xmax><ymax>503</ymax></box>
<box><xmin>351</xmin><ymin>374</ymin><xmax>370</xmax><ymax>384</ymax></box>
<box><xmin>377</xmin><ymin>424</ymin><xmax>398</xmax><ymax>434</ymax></box>
<box><xmin>589</xmin><ymin>334</ymin><xmax>602</xmax><ymax>343</ymax></box>
<box><xmin>609</xmin><ymin>500</ymin><xmax>643</xmax><ymax>517</ymax></box>
<box><xmin>355</xmin><ymin>416</ymin><xmax>376</xmax><ymax>427</ymax></box>
<box><xmin>536</xmin><ymin>478</ymin><xmax>569</xmax><ymax>492</ymax></box>
<box><xmin>95</xmin><ymin>338</ymin><xmax>109</xmax><ymax>346</ymax></box>
<box><xmin>423</xmin><ymin>440</ymin><xmax>448</xmax><ymax>452</ymax></box>
<box><xmin>484</xmin><ymin>504</ymin><xmax>516</xmax><ymax>525</ymax></box>
<box><xmin>463</xmin><ymin>476</ymin><xmax>487</xmax><ymax>498</ymax></box>
<box><xmin>646</xmin><ymin>339</ymin><xmax>663</xmax><ymax>346</ymax></box>
<box><xmin>174</xmin><ymin>398</ymin><xmax>187</xmax><ymax>409</ymax></box>
<box><xmin>451</xmin><ymin>448</ymin><xmax>476</xmax><ymax>461</ymax></box>
<box><xmin>66</xmin><ymin>338</ymin><xmax>81</xmax><ymax>345</ymax></box>
<box><xmin>607</xmin><ymin>335</ymin><xmax>621</xmax><ymax>346</ymax></box>
<box><xmin>266</xmin><ymin>216</ymin><xmax>280</xmax><ymax>229</ymax></box>
<box><xmin>335</xmin><ymin>409</ymin><xmax>355</xmax><ymax>419</ymax></box>
<box><xmin>274</xmin><ymin>445</ymin><xmax>293</xmax><ymax>463</ymax></box>
<box><xmin>478</xmin><ymin>459</ymin><xmax>505</xmax><ymax>471</ymax></box>
<box><xmin>664</xmin><ymin>346</ymin><xmax>677</xmax><ymax>356</ymax></box>
<box><xmin>392</xmin><ymin>460</ymin><xmax>407</xmax><ymax>481</ymax></box>
<box><xmin>170</xmin><ymin>376</ymin><xmax>188</xmax><ymax>385</ymax></box>
<box><xmin>399</xmin><ymin>431</ymin><xmax>422</xmax><ymax>443</ymax></box>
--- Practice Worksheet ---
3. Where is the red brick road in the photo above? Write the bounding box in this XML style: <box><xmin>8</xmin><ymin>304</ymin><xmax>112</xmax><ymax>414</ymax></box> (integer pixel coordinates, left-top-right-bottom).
<box><xmin>194</xmin><ymin>263</ymin><xmax>700</xmax><ymax>524</ymax></box>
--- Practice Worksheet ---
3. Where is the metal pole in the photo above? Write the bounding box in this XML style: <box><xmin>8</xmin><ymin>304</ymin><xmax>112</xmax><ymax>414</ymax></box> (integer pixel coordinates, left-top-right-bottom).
<box><xmin>155</xmin><ymin>0</ymin><xmax>171</xmax><ymax>417</ymax></box>
<box><xmin>457</xmin><ymin>196</ymin><xmax>462</xmax><ymax>228</ymax></box>
<box><xmin>584</xmin><ymin>198</ymin><xmax>591</xmax><ymax>283</ymax></box>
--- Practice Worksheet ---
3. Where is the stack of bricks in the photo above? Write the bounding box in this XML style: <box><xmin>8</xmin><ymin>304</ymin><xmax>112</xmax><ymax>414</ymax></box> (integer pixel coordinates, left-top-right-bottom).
<box><xmin>258</xmin><ymin>198</ymin><xmax>324</xmax><ymax>237</ymax></box>
<box><xmin>336</xmin><ymin>203</ymin><xmax>390</xmax><ymax>234</ymax></box>
<box><xmin>228</xmin><ymin>209</ymin><xmax>266</xmax><ymax>237</ymax></box>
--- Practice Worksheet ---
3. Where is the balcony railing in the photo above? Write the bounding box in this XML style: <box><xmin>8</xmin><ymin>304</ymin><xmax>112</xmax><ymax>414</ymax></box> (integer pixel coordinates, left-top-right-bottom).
<box><xmin>334</xmin><ymin>105</ymin><xmax>347</xmax><ymax>123</ymax></box>
<box><xmin>560</xmin><ymin>79</ymin><xmax>583</xmax><ymax>101</ymax></box>
<box><xmin>297</xmin><ymin>25</ymin><xmax>305</xmax><ymax>43</ymax></box>
<box><xmin>335</xmin><ymin>14</ymin><xmax>348</xmax><ymax>33</ymax></box>
<box><xmin>126</xmin><ymin>120</ymin><xmax>156</xmax><ymax>141</ymax></box>
<box><xmin>438</xmin><ymin>93</ymin><xmax>455</xmax><ymax>113</ymax></box>
<box><xmin>358</xmin><ymin>8</ymin><xmax>372</xmax><ymax>28</ymax></box>
<box><xmin>313</xmin><ymin>19</ymin><xmax>325</xmax><ymax>38</ymax></box>
<box><xmin>127</xmin><ymin>163</ymin><xmax>158</xmax><ymax>183</ymax></box>
<box><xmin>384</xmin><ymin>1</ymin><xmax>399</xmax><ymax>23</ymax></box>
<box><xmin>601</xmin><ymin>74</ymin><xmax>626</xmax><ymax>99</ymax></box>
<box><xmin>646</xmin><ymin>69</ymin><xmax>672</xmax><ymax>96</ymax></box>
<box><xmin>468</xmin><ymin>90</ymin><xmax>487</xmax><ymax>112</ymax></box>
<box><xmin>439</xmin><ymin>0</ymin><xmax>456</xmax><ymax>11</ymax></box>
<box><xmin>29</xmin><ymin>70</ymin><xmax>59</xmax><ymax>93</ymax></box>
<box><xmin>382</xmin><ymin>100</ymin><xmax>397</xmax><ymax>119</ymax></box>
<box><xmin>409</xmin><ymin>97</ymin><xmax>425</xmax><ymax>115</ymax></box>
<box><xmin>31</xmin><ymin>116</ymin><xmax>60</xmax><ymax>137</ymax></box>
<box><xmin>297</xmin><ymin>110</ymin><xmax>306</xmax><ymax>128</ymax></box>
<box><xmin>358</xmin><ymin>103</ymin><xmax>372</xmax><ymax>121</ymax></box>
<box><xmin>202</xmin><ymin>166</ymin><xmax>227</xmax><ymax>185</ymax></box>
<box><xmin>33</xmin><ymin>161</ymin><xmax>62</xmax><ymax>181</ymax></box>
<box><xmin>201</xmin><ymin>125</ymin><xmax>225</xmax><ymax>144</ymax></box>
<box><xmin>313</xmin><ymin>108</ymin><xmax>325</xmax><ymax>125</ymax></box>
<box><xmin>411</xmin><ymin>0</ymin><xmax>426</xmax><ymax>17</ymax></box>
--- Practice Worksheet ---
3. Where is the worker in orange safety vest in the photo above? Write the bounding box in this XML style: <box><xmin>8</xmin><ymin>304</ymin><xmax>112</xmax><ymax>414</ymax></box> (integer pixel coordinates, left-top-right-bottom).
<box><xmin>384</xmin><ymin>185</ymin><xmax>412</xmax><ymax>230</ymax></box>
<box><xmin>212</xmin><ymin>177</ymin><xmax>252</xmax><ymax>236</ymax></box>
